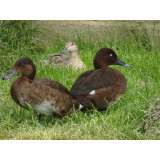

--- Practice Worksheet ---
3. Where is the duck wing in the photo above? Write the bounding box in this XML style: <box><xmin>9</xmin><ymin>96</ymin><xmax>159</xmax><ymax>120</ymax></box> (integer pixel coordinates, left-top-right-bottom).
<box><xmin>34</xmin><ymin>78</ymin><xmax>71</xmax><ymax>96</ymax></box>
<box><xmin>72</xmin><ymin>69</ymin><xmax>116</xmax><ymax>96</ymax></box>
<box><xmin>49</xmin><ymin>54</ymin><xmax>70</xmax><ymax>64</ymax></box>
<box><xmin>70</xmin><ymin>70</ymin><xmax>94</xmax><ymax>95</ymax></box>
<box><xmin>28</xmin><ymin>81</ymin><xmax>76</xmax><ymax>118</ymax></box>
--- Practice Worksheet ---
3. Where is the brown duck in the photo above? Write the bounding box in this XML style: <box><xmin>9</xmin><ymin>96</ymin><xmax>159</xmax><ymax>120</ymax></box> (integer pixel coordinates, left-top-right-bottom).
<box><xmin>2</xmin><ymin>58</ymin><xmax>83</xmax><ymax>124</ymax></box>
<box><xmin>70</xmin><ymin>48</ymin><xmax>130</xmax><ymax>111</ymax></box>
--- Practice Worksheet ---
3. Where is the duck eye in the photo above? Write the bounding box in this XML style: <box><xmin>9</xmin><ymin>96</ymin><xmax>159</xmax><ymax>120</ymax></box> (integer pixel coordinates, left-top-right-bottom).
<box><xmin>71</xmin><ymin>43</ymin><xmax>74</xmax><ymax>46</ymax></box>
<box><xmin>109</xmin><ymin>54</ymin><xmax>113</xmax><ymax>57</ymax></box>
<box><xmin>20</xmin><ymin>63</ymin><xmax>25</xmax><ymax>66</ymax></box>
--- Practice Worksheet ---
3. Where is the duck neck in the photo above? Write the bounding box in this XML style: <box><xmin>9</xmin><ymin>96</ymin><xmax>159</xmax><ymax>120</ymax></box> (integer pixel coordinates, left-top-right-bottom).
<box><xmin>70</xmin><ymin>51</ymin><xmax>79</xmax><ymax>58</ymax></box>
<box><xmin>27</xmin><ymin>74</ymin><xmax>35</xmax><ymax>80</ymax></box>
<box><xmin>22</xmin><ymin>66</ymin><xmax>36</xmax><ymax>80</ymax></box>
<box><xmin>94</xmin><ymin>63</ymin><xmax>109</xmax><ymax>70</ymax></box>
<box><xmin>28</xmin><ymin>64</ymin><xmax>36</xmax><ymax>80</ymax></box>
<box><xmin>21</xmin><ymin>74</ymin><xmax>35</xmax><ymax>80</ymax></box>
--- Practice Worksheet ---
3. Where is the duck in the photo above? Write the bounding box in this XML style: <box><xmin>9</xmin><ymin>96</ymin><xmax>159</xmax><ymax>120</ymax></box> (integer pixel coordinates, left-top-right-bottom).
<box><xmin>2</xmin><ymin>58</ymin><xmax>83</xmax><ymax>124</ymax></box>
<box><xmin>49</xmin><ymin>41</ymin><xmax>86</xmax><ymax>70</ymax></box>
<box><xmin>70</xmin><ymin>48</ymin><xmax>130</xmax><ymax>111</ymax></box>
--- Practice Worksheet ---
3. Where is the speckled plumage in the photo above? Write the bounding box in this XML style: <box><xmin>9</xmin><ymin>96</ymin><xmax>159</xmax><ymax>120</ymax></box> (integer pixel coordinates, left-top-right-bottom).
<box><xmin>3</xmin><ymin>58</ymin><xmax>82</xmax><ymax>122</ymax></box>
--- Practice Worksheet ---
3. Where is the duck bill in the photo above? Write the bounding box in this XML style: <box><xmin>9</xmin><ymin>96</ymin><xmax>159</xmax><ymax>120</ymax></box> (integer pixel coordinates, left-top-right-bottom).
<box><xmin>59</xmin><ymin>47</ymin><xmax>68</xmax><ymax>54</ymax></box>
<box><xmin>2</xmin><ymin>68</ymin><xmax>18</xmax><ymax>80</ymax></box>
<box><xmin>115</xmin><ymin>58</ymin><xmax>130</xmax><ymax>67</ymax></box>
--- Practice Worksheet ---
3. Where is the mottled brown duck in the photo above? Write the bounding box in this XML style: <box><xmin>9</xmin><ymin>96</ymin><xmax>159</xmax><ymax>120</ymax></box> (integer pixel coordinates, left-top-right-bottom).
<box><xmin>2</xmin><ymin>58</ymin><xmax>83</xmax><ymax>124</ymax></box>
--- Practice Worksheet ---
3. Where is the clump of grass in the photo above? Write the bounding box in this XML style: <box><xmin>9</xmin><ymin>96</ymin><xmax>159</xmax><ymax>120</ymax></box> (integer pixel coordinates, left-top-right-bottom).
<box><xmin>0</xmin><ymin>20</ymin><xmax>42</xmax><ymax>72</ymax></box>
<box><xmin>0</xmin><ymin>20</ymin><xmax>38</xmax><ymax>51</ymax></box>
<box><xmin>141</xmin><ymin>98</ymin><xmax>160</xmax><ymax>137</ymax></box>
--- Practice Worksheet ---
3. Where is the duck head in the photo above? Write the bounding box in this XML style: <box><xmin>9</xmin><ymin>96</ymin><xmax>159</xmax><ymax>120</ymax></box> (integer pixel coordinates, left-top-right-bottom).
<box><xmin>2</xmin><ymin>58</ymin><xmax>36</xmax><ymax>80</ymax></box>
<box><xmin>94</xmin><ymin>48</ymin><xmax>130</xmax><ymax>70</ymax></box>
<box><xmin>59</xmin><ymin>41</ymin><xmax>78</xmax><ymax>54</ymax></box>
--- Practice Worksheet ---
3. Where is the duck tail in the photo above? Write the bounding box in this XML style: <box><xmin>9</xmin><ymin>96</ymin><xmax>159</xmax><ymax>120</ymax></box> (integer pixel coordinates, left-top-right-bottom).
<box><xmin>71</xmin><ymin>99</ymin><xmax>84</xmax><ymax>111</ymax></box>
<box><xmin>75</xmin><ymin>96</ymin><xmax>93</xmax><ymax>110</ymax></box>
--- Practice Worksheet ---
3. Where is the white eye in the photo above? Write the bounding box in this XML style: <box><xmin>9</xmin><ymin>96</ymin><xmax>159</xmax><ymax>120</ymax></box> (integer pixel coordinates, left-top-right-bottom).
<box><xmin>110</xmin><ymin>54</ymin><xmax>113</xmax><ymax>57</ymax></box>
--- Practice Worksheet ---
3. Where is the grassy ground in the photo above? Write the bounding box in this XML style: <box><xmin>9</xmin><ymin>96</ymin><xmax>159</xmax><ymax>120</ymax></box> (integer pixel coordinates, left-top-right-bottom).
<box><xmin>0</xmin><ymin>20</ymin><xmax>160</xmax><ymax>139</ymax></box>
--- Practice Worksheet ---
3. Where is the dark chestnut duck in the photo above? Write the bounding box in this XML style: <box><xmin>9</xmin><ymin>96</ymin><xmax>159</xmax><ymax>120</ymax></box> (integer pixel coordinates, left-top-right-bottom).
<box><xmin>70</xmin><ymin>48</ymin><xmax>130</xmax><ymax>111</ymax></box>
<box><xmin>2</xmin><ymin>58</ymin><xmax>83</xmax><ymax>123</ymax></box>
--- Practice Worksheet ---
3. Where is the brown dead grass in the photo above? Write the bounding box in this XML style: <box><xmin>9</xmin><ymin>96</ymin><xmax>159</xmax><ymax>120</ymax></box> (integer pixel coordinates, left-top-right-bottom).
<box><xmin>142</xmin><ymin>98</ymin><xmax>160</xmax><ymax>136</ymax></box>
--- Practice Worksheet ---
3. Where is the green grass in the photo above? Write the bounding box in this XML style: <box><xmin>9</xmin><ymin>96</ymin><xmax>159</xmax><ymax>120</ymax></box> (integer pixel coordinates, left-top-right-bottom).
<box><xmin>0</xmin><ymin>20</ymin><xmax>160</xmax><ymax>139</ymax></box>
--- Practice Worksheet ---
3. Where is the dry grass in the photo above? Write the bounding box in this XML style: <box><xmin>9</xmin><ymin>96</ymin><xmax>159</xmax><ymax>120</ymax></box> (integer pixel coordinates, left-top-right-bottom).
<box><xmin>142</xmin><ymin>98</ymin><xmax>160</xmax><ymax>137</ymax></box>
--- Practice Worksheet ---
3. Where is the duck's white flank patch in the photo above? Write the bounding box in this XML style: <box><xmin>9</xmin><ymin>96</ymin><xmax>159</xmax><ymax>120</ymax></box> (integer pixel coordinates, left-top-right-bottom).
<box><xmin>78</xmin><ymin>104</ymin><xmax>83</xmax><ymax>111</ymax></box>
<box><xmin>33</xmin><ymin>101</ymin><xmax>58</xmax><ymax>116</ymax></box>
<box><xmin>89</xmin><ymin>90</ymin><xmax>95</xmax><ymax>95</ymax></box>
